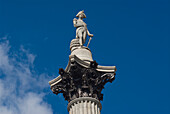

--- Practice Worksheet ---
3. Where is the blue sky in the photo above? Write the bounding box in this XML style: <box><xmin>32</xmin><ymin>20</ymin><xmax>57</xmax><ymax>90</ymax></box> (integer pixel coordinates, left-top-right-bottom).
<box><xmin>0</xmin><ymin>0</ymin><xmax>170</xmax><ymax>114</ymax></box>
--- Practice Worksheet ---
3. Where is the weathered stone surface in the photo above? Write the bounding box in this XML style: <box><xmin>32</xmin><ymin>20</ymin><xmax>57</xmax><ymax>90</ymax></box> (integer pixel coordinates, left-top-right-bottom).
<box><xmin>71</xmin><ymin>46</ymin><xmax>93</xmax><ymax>62</ymax></box>
<box><xmin>67</xmin><ymin>97</ymin><xmax>101</xmax><ymax>114</ymax></box>
<box><xmin>49</xmin><ymin>55</ymin><xmax>116</xmax><ymax>102</ymax></box>
<box><xmin>70</xmin><ymin>39</ymin><xmax>80</xmax><ymax>51</ymax></box>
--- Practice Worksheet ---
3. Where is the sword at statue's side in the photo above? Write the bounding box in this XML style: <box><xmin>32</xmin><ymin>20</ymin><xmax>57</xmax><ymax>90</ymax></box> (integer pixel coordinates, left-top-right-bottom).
<box><xmin>86</xmin><ymin>29</ymin><xmax>93</xmax><ymax>47</ymax></box>
<box><xmin>87</xmin><ymin>37</ymin><xmax>92</xmax><ymax>47</ymax></box>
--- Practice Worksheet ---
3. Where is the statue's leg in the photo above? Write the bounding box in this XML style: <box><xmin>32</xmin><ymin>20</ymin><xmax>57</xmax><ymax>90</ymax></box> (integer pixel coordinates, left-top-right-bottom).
<box><xmin>78</xmin><ymin>30</ymin><xmax>83</xmax><ymax>46</ymax></box>
<box><xmin>83</xmin><ymin>30</ymin><xmax>87</xmax><ymax>44</ymax></box>
<box><xmin>79</xmin><ymin>34</ymin><xmax>83</xmax><ymax>46</ymax></box>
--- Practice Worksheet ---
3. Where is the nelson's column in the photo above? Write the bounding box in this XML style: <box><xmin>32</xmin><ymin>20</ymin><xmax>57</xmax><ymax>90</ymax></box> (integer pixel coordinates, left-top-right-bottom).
<box><xmin>49</xmin><ymin>10</ymin><xmax>117</xmax><ymax>114</ymax></box>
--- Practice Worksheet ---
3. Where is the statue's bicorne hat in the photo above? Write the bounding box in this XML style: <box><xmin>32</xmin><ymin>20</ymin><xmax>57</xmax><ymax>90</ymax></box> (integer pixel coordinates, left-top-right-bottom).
<box><xmin>76</xmin><ymin>10</ymin><xmax>86</xmax><ymax>18</ymax></box>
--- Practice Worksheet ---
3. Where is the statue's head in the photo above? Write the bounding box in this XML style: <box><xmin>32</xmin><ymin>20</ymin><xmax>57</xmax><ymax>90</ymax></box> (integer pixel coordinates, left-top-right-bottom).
<box><xmin>76</xmin><ymin>10</ymin><xmax>86</xmax><ymax>19</ymax></box>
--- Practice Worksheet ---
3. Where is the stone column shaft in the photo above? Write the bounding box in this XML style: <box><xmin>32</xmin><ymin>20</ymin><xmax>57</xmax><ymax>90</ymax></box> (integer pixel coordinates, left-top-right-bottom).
<box><xmin>67</xmin><ymin>97</ymin><xmax>101</xmax><ymax>114</ymax></box>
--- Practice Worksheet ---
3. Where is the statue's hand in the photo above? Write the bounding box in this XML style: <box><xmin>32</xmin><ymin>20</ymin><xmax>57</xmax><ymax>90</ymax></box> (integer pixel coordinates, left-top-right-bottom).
<box><xmin>89</xmin><ymin>34</ymin><xmax>93</xmax><ymax>37</ymax></box>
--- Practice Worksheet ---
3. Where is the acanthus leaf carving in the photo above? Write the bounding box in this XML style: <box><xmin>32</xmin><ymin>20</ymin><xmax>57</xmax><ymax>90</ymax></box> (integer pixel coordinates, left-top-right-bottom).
<box><xmin>51</xmin><ymin>61</ymin><xmax>115</xmax><ymax>102</ymax></box>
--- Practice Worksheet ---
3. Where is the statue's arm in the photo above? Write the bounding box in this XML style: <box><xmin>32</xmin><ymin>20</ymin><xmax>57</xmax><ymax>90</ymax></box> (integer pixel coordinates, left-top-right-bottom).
<box><xmin>87</xmin><ymin>29</ymin><xmax>93</xmax><ymax>37</ymax></box>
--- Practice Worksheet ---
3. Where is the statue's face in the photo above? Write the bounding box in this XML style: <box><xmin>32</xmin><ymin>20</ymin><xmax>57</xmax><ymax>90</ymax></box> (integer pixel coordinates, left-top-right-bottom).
<box><xmin>79</xmin><ymin>14</ymin><xmax>83</xmax><ymax>19</ymax></box>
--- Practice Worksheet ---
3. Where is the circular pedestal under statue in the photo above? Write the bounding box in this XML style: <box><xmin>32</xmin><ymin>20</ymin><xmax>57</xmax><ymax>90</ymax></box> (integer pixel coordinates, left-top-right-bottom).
<box><xmin>70</xmin><ymin>39</ymin><xmax>93</xmax><ymax>62</ymax></box>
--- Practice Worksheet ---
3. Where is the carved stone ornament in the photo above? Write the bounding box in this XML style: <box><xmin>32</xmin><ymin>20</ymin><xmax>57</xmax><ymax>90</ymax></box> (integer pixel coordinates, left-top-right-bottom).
<box><xmin>49</xmin><ymin>55</ymin><xmax>116</xmax><ymax>102</ymax></box>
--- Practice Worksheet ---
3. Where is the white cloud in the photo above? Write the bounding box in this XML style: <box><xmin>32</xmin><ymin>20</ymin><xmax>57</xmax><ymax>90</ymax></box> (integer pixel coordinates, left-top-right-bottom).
<box><xmin>18</xmin><ymin>93</ymin><xmax>52</xmax><ymax>114</ymax></box>
<box><xmin>0</xmin><ymin>38</ymin><xmax>53</xmax><ymax>114</ymax></box>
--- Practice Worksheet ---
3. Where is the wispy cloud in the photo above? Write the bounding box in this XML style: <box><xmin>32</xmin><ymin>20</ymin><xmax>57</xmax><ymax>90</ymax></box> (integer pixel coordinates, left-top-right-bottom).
<box><xmin>0</xmin><ymin>37</ymin><xmax>53</xmax><ymax>114</ymax></box>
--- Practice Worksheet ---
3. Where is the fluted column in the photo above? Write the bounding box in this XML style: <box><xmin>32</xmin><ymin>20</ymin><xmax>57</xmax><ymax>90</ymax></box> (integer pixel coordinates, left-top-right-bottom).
<box><xmin>67</xmin><ymin>97</ymin><xmax>102</xmax><ymax>114</ymax></box>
